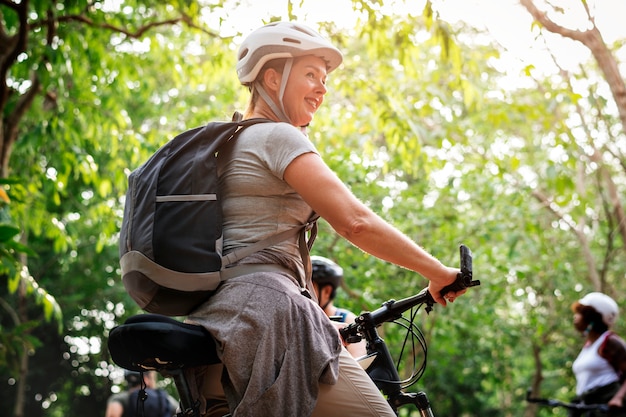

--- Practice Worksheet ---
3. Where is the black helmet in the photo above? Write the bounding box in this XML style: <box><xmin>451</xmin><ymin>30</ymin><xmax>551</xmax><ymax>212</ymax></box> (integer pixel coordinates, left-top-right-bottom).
<box><xmin>311</xmin><ymin>256</ymin><xmax>343</xmax><ymax>288</ymax></box>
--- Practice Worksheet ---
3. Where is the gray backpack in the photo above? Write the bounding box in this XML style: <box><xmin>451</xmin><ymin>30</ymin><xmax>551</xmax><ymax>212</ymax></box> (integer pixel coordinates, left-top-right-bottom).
<box><xmin>119</xmin><ymin>114</ymin><xmax>317</xmax><ymax>316</ymax></box>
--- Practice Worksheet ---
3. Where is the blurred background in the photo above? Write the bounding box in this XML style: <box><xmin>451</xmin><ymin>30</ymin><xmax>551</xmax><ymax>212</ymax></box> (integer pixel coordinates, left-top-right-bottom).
<box><xmin>0</xmin><ymin>0</ymin><xmax>625</xmax><ymax>416</ymax></box>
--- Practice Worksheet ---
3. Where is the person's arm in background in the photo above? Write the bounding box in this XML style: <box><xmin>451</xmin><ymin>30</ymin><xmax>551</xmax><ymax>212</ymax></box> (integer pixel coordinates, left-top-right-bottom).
<box><xmin>167</xmin><ymin>391</ymin><xmax>179</xmax><ymax>416</ymax></box>
<box><xmin>605</xmin><ymin>335</ymin><xmax>626</xmax><ymax>408</ymax></box>
<box><xmin>105</xmin><ymin>400</ymin><xmax>123</xmax><ymax>417</ymax></box>
<box><xmin>341</xmin><ymin>310</ymin><xmax>368</xmax><ymax>358</ymax></box>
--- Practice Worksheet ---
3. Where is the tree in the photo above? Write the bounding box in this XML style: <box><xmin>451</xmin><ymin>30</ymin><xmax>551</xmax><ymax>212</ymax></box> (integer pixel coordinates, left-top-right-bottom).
<box><xmin>1</xmin><ymin>0</ymin><xmax>624</xmax><ymax>415</ymax></box>
<box><xmin>1</xmin><ymin>1</ymin><xmax>236</xmax><ymax>415</ymax></box>
<box><xmin>511</xmin><ymin>2</ymin><xmax>626</xmax><ymax>414</ymax></box>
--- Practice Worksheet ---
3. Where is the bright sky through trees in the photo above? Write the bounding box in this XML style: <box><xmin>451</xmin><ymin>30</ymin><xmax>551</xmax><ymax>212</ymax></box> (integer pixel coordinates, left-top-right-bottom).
<box><xmin>212</xmin><ymin>0</ymin><xmax>626</xmax><ymax>77</ymax></box>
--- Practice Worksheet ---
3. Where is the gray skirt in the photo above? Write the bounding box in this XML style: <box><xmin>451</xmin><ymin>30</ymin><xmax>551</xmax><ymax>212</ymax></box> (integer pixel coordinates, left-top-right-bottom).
<box><xmin>188</xmin><ymin>270</ymin><xmax>342</xmax><ymax>417</ymax></box>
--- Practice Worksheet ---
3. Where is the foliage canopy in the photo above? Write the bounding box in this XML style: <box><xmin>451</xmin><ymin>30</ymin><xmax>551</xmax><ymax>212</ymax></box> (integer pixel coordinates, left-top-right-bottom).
<box><xmin>0</xmin><ymin>1</ymin><xmax>624</xmax><ymax>416</ymax></box>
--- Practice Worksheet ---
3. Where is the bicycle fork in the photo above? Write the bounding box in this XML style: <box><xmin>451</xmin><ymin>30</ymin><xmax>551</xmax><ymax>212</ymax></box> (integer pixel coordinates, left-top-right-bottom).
<box><xmin>414</xmin><ymin>392</ymin><xmax>435</xmax><ymax>417</ymax></box>
<box><xmin>385</xmin><ymin>390</ymin><xmax>435</xmax><ymax>416</ymax></box>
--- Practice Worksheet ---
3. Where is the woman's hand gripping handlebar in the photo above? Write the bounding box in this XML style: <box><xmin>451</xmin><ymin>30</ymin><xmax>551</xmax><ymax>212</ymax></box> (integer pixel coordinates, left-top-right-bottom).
<box><xmin>339</xmin><ymin>244</ymin><xmax>479</xmax><ymax>344</ymax></box>
<box><xmin>427</xmin><ymin>244</ymin><xmax>478</xmax><ymax>308</ymax></box>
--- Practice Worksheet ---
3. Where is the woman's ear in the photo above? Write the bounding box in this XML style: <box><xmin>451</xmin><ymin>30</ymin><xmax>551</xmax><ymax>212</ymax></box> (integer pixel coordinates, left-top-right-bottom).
<box><xmin>262</xmin><ymin>68</ymin><xmax>281</xmax><ymax>92</ymax></box>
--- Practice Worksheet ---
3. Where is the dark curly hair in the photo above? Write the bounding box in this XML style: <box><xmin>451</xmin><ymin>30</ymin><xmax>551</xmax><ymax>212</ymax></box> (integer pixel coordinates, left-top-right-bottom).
<box><xmin>576</xmin><ymin>304</ymin><xmax>609</xmax><ymax>334</ymax></box>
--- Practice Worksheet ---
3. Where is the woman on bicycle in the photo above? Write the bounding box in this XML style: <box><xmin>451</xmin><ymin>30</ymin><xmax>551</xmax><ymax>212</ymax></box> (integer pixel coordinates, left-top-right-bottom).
<box><xmin>186</xmin><ymin>21</ymin><xmax>463</xmax><ymax>417</ymax></box>
<box><xmin>571</xmin><ymin>292</ymin><xmax>626</xmax><ymax>416</ymax></box>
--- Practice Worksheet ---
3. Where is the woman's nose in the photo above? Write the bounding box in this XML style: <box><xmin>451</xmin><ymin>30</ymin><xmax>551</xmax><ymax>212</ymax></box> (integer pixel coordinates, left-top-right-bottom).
<box><xmin>317</xmin><ymin>80</ymin><xmax>327</xmax><ymax>94</ymax></box>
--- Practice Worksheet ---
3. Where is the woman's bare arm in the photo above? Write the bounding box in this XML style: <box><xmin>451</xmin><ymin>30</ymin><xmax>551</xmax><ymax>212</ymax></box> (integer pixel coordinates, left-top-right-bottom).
<box><xmin>284</xmin><ymin>152</ymin><xmax>461</xmax><ymax>305</ymax></box>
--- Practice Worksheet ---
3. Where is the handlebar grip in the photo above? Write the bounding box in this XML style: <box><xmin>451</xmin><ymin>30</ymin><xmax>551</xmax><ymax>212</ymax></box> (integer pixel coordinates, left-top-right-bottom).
<box><xmin>438</xmin><ymin>244</ymin><xmax>480</xmax><ymax>296</ymax></box>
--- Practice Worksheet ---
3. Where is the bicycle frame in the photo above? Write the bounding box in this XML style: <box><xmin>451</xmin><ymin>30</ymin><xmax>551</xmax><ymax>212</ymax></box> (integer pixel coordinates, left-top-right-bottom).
<box><xmin>108</xmin><ymin>244</ymin><xmax>478</xmax><ymax>417</ymax></box>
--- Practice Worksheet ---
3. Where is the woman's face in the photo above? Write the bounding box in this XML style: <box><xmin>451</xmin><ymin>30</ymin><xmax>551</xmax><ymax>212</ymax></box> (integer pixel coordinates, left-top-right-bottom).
<box><xmin>573</xmin><ymin>310</ymin><xmax>588</xmax><ymax>332</ymax></box>
<box><xmin>282</xmin><ymin>55</ymin><xmax>328</xmax><ymax>126</ymax></box>
<box><xmin>573</xmin><ymin>305</ymin><xmax>601</xmax><ymax>334</ymax></box>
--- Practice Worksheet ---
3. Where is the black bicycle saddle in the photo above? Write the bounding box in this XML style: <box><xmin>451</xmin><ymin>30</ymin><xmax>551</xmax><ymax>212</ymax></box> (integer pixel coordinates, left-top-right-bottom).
<box><xmin>108</xmin><ymin>314</ymin><xmax>220</xmax><ymax>372</ymax></box>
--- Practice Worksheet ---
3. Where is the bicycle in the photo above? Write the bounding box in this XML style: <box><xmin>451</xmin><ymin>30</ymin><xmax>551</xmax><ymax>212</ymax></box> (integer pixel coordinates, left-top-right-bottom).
<box><xmin>526</xmin><ymin>389</ymin><xmax>620</xmax><ymax>416</ymax></box>
<box><xmin>108</xmin><ymin>244</ymin><xmax>478</xmax><ymax>416</ymax></box>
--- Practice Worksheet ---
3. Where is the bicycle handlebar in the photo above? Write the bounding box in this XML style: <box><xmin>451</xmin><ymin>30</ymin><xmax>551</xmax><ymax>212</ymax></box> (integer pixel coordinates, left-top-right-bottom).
<box><xmin>526</xmin><ymin>390</ymin><xmax>612</xmax><ymax>412</ymax></box>
<box><xmin>340</xmin><ymin>244</ymin><xmax>479</xmax><ymax>343</ymax></box>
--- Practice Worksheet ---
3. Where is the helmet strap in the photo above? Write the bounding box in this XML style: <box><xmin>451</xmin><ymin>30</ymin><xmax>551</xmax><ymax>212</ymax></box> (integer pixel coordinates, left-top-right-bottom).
<box><xmin>277</xmin><ymin>58</ymin><xmax>293</xmax><ymax>120</ymax></box>
<box><xmin>280</xmin><ymin>59</ymin><xmax>309</xmax><ymax>133</ymax></box>
<box><xmin>254</xmin><ymin>58</ymin><xmax>308</xmax><ymax>132</ymax></box>
<box><xmin>255</xmin><ymin>83</ymin><xmax>290</xmax><ymax>123</ymax></box>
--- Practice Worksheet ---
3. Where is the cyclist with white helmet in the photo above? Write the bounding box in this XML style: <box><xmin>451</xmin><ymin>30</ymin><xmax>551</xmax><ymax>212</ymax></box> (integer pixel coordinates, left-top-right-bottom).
<box><xmin>571</xmin><ymin>292</ymin><xmax>626</xmax><ymax>416</ymax></box>
<box><xmin>186</xmin><ymin>21</ymin><xmax>463</xmax><ymax>417</ymax></box>
<box><xmin>311</xmin><ymin>256</ymin><xmax>367</xmax><ymax>358</ymax></box>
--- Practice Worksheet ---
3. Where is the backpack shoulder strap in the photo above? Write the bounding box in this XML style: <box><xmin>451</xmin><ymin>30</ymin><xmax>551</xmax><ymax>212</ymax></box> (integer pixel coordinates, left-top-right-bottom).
<box><xmin>300</xmin><ymin>212</ymin><xmax>319</xmax><ymax>282</ymax></box>
<box><xmin>599</xmin><ymin>332</ymin><xmax>626</xmax><ymax>377</ymax></box>
<box><xmin>221</xmin><ymin>215</ymin><xmax>317</xmax><ymax>267</ymax></box>
<box><xmin>221</xmin><ymin>213</ymin><xmax>319</xmax><ymax>290</ymax></box>
<box><xmin>204</xmin><ymin>114</ymin><xmax>272</xmax><ymax>155</ymax></box>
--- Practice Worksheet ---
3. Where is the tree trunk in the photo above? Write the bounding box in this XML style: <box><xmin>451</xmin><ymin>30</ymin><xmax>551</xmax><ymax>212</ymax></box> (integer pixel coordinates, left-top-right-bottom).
<box><xmin>521</xmin><ymin>0</ymin><xmax>626</xmax><ymax>259</ymax></box>
<box><xmin>519</xmin><ymin>0</ymin><xmax>626</xmax><ymax>135</ymax></box>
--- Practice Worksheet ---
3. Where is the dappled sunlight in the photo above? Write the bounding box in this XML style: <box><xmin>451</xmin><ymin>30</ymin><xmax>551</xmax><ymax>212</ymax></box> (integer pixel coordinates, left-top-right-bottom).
<box><xmin>2</xmin><ymin>1</ymin><xmax>624</xmax><ymax>416</ymax></box>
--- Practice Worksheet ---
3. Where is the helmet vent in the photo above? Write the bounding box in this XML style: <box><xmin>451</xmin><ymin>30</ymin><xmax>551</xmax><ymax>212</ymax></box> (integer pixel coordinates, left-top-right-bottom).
<box><xmin>238</xmin><ymin>48</ymin><xmax>250</xmax><ymax>60</ymax></box>
<box><xmin>282</xmin><ymin>37</ymin><xmax>302</xmax><ymax>45</ymax></box>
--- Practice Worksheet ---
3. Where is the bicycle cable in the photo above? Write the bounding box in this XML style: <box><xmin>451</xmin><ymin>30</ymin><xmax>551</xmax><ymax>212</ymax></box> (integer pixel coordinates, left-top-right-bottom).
<box><xmin>370</xmin><ymin>303</ymin><xmax>428</xmax><ymax>389</ymax></box>
<box><xmin>397</xmin><ymin>304</ymin><xmax>428</xmax><ymax>388</ymax></box>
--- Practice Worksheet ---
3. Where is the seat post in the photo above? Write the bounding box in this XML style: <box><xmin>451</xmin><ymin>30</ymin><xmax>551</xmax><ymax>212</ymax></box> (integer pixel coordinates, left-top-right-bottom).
<box><xmin>165</xmin><ymin>368</ymin><xmax>200</xmax><ymax>416</ymax></box>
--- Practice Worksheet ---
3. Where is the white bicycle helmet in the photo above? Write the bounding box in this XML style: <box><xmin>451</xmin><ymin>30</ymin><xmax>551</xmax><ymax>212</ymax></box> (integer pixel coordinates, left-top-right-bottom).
<box><xmin>575</xmin><ymin>292</ymin><xmax>619</xmax><ymax>327</ymax></box>
<box><xmin>237</xmin><ymin>21</ymin><xmax>343</xmax><ymax>85</ymax></box>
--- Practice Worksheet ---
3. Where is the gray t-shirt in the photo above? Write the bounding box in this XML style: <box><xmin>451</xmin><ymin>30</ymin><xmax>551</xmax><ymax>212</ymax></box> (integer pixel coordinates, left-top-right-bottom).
<box><xmin>217</xmin><ymin>122</ymin><xmax>318</xmax><ymax>282</ymax></box>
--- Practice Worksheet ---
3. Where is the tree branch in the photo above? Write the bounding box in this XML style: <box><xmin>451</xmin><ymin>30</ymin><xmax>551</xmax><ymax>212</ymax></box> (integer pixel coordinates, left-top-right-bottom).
<box><xmin>519</xmin><ymin>0</ymin><xmax>626</xmax><ymax>137</ymax></box>
<box><xmin>0</xmin><ymin>0</ymin><xmax>20</xmax><ymax>10</ymax></box>
<box><xmin>0</xmin><ymin>0</ymin><xmax>28</xmax><ymax>111</ymax></box>
<box><xmin>35</xmin><ymin>12</ymin><xmax>221</xmax><ymax>39</ymax></box>
<box><xmin>531</xmin><ymin>189</ymin><xmax>601</xmax><ymax>289</ymax></box>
